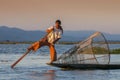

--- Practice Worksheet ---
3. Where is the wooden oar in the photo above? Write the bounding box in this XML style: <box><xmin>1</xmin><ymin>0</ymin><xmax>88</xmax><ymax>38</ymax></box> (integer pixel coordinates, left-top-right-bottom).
<box><xmin>11</xmin><ymin>32</ymin><xmax>52</xmax><ymax>68</ymax></box>
<box><xmin>11</xmin><ymin>50</ymin><xmax>31</xmax><ymax>68</ymax></box>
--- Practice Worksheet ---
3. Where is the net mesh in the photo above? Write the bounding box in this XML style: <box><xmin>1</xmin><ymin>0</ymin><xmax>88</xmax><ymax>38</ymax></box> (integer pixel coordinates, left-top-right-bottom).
<box><xmin>55</xmin><ymin>32</ymin><xmax>110</xmax><ymax>64</ymax></box>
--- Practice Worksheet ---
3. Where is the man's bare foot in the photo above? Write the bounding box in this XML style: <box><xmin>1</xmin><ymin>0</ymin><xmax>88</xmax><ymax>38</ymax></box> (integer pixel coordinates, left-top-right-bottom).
<box><xmin>46</xmin><ymin>61</ymin><xmax>53</xmax><ymax>65</ymax></box>
<box><xmin>27</xmin><ymin>46</ymin><xmax>33</xmax><ymax>51</ymax></box>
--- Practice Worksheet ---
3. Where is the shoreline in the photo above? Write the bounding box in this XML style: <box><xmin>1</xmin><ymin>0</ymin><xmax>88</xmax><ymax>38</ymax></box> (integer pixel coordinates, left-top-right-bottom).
<box><xmin>0</xmin><ymin>41</ymin><xmax>120</xmax><ymax>54</ymax></box>
<box><xmin>0</xmin><ymin>41</ymin><xmax>120</xmax><ymax>44</ymax></box>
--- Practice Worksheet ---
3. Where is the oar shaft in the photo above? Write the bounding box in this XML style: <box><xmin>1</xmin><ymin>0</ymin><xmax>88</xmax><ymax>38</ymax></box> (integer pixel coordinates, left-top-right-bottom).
<box><xmin>11</xmin><ymin>50</ymin><xmax>30</xmax><ymax>68</ymax></box>
<box><xmin>11</xmin><ymin>33</ymin><xmax>49</xmax><ymax>68</ymax></box>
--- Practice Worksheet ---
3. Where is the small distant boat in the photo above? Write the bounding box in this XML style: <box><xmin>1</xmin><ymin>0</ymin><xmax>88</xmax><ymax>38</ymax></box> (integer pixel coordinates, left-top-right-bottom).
<box><xmin>48</xmin><ymin>32</ymin><xmax>120</xmax><ymax>69</ymax></box>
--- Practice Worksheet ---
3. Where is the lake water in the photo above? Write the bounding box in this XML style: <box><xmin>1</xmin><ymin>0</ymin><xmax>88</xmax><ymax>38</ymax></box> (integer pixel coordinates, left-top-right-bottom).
<box><xmin>0</xmin><ymin>44</ymin><xmax>120</xmax><ymax>80</ymax></box>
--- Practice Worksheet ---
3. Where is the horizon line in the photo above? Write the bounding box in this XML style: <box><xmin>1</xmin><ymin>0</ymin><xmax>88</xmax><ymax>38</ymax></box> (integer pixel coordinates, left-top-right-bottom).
<box><xmin>0</xmin><ymin>25</ymin><xmax>119</xmax><ymax>35</ymax></box>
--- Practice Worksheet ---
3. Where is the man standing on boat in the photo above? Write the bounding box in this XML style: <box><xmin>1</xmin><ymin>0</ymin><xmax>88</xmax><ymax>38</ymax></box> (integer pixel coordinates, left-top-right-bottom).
<box><xmin>28</xmin><ymin>20</ymin><xmax>63</xmax><ymax>64</ymax></box>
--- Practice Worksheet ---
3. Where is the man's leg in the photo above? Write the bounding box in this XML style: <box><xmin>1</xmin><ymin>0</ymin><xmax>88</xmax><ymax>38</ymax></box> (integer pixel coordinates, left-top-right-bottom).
<box><xmin>49</xmin><ymin>45</ymin><xmax>57</xmax><ymax>63</ymax></box>
<box><xmin>28</xmin><ymin>38</ymin><xmax>47</xmax><ymax>51</ymax></box>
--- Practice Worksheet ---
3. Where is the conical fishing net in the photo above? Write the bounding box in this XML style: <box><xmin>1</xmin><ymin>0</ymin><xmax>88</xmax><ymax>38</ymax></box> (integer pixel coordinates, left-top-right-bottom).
<box><xmin>55</xmin><ymin>32</ymin><xmax>110</xmax><ymax>64</ymax></box>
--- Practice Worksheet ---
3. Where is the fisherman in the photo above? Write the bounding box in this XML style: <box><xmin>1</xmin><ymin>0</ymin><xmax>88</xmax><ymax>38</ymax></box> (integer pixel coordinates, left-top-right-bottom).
<box><xmin>28</xmin><ymin>20</ymin><xmax>63</xmax><ymax>64</ymax></box>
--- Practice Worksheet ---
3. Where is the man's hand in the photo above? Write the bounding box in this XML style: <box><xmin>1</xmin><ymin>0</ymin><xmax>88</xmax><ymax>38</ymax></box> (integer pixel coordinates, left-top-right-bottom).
<box><xmin>46</xmin><ymin>28</ymin><xmax>54</xmax><ymax>33</ymax></box>
<box><xmin>53</xmin><ymin>38</ymin><xmax>60</xmax><ymax>44</ymax></box>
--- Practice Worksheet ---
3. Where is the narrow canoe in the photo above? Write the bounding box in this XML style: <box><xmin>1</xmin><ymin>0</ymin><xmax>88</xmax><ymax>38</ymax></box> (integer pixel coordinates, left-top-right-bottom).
<box><xmin>48</xmin><ymin>63</ymin><xmax>120</xmax><ymax>70</ymax></box>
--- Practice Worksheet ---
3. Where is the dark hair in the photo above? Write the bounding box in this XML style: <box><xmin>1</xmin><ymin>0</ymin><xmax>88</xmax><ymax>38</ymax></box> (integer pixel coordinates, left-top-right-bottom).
<box><xmin>55</xmin><ymin>20</ymin><xmax>63</xmax><ymax>34</ymax></box>
<box><xmin>55</xmin><ymin>20</ymin><xmax>61</xmax><ymax>25</ymax></box>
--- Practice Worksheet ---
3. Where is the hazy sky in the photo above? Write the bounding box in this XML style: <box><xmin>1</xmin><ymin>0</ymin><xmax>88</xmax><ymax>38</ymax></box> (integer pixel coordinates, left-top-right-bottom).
<box><xmin>0</xmin><ymin>0</ymin><xmax>120</xmax><ymax>34</ymax></box>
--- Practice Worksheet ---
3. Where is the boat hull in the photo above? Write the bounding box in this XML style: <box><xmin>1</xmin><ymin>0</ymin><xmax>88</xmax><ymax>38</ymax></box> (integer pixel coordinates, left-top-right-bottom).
<box><xmin>49</xmin><ymin>63</ymin><xmax>120</xmax><ymax>69</ymax></box>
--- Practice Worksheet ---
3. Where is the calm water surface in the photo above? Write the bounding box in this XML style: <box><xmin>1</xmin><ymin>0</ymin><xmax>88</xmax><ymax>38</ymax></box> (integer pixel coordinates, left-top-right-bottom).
<box><xmin>0</xmin><ymin>44</ymin><xmax>120</xmax><ymax>80</ymax></box>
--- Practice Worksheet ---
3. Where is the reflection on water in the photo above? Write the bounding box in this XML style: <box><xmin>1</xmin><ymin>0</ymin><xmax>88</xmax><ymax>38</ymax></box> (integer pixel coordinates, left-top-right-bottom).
<box><xmin>29</xmin><ymin>70</ymin><xmax>55</xmax><ymax>80</ymax></box>
<box><xmin>0</xmin><ymin>44</ymin><xmax>120</xmax><ymax>80</ymax></box>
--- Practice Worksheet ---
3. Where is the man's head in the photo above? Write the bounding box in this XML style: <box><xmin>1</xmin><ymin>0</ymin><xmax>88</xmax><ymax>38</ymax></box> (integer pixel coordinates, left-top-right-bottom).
<box><xmin>55</xmin><ymin>20</ymin><xmax>61</xmax><ymax>28</ymax></box>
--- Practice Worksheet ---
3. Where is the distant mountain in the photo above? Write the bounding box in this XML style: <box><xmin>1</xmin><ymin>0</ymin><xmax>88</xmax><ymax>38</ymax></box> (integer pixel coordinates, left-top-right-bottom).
<box><xmin>0</xmin><ymin>26</ymin><xmax>45</xmax><ymax>41</ymax></box>
<box><xmin>0</xmin><ymin>26</ymin><xmax>120</xmax><ymax>42</ymax></box>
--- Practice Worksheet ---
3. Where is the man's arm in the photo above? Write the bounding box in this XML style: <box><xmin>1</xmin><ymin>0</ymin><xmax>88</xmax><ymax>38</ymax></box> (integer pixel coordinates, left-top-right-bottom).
<box><xmin>53</xmin><ymin>38</ymin><xmax>61</xmax><ymax>44</ymax></box>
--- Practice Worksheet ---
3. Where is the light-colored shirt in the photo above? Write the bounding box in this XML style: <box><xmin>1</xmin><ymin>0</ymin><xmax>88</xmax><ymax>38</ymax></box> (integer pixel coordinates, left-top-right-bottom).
<box><xmin>47</xmin><ymin>26</ymin><xmax>62</xmax><ymax>44</ymax></box>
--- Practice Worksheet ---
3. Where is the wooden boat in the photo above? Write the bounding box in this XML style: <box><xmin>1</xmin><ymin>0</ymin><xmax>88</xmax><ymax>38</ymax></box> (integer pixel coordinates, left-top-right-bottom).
<box><xmin>49</xmin><ymin>63</ymin><xmax>120</xmax><ymax>69</ymax></box>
